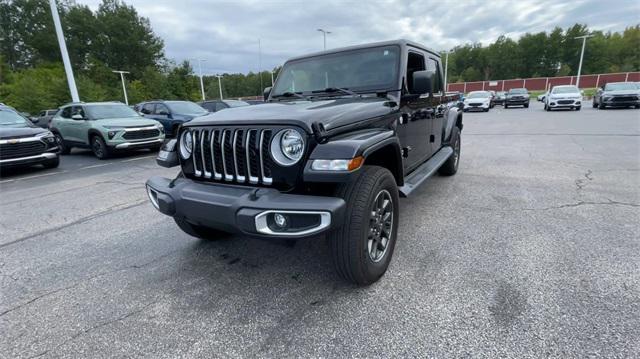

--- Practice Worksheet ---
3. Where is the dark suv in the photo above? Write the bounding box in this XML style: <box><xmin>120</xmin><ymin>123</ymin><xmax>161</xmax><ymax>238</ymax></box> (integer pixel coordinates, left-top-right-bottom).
<box><xmin>146</xmin><ymin>40</ymin><xmax>463</xmax><ymax>285</ymax></box>
<box><xmin>135</xmin><ymin>100</ymin><xmax>208</xmax><ymax>137</ymax></box>
<box><xmin>198</xmin><ymin>99</ymin><xmax>250</xmax><ymax>112</ymax></box>
<box><xmin>504</xmin><ymin>88</ymin><xmax>530</xmax><ymax>108</ymax></box>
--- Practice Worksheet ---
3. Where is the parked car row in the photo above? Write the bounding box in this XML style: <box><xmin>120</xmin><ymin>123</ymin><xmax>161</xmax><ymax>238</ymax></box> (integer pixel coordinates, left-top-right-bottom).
<box><xmin>463</xmin><ymin>88</ymin><xmax>530</xmax><ymax>112</ymax></box>
<box><xmin>537</xmin><ymin>82</ymin><xmax>639</xmax><ymax>110</ymax></box>
<box><xmin>0</xmin><ymin>97</ymin><xmax>262</xmax><ymax>173</ymax></box>
<box><xmin>465</xmin><ymin>82</ymin><xmax>639</xmax><ymax>113</ymax></box>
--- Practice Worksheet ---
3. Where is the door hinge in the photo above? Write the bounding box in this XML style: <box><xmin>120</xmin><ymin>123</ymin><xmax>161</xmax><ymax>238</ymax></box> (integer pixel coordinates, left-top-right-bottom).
<box><xmin>402</xmin><ymin>146</ymin><xmax>411</xmax><ymax>158</ymax></box>
<box><xmin>430</xmin><ymin>135</ymin><xmax>435</xmax><ymax>143</ymax></box>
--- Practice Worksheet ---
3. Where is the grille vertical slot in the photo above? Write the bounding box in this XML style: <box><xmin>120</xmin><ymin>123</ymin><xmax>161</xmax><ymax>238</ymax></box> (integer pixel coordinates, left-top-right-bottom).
<box><xmin>188</xmin><ymin>126</ymin><xmax>277</xmax><ymax>186</ymax></box>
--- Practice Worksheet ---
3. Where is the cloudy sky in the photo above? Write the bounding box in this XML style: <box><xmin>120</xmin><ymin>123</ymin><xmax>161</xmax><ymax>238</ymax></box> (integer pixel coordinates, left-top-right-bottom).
<box><xmin>80</xmin><ymin>0</ymin><xmax>639</xmax><ymax>74</ymax></box>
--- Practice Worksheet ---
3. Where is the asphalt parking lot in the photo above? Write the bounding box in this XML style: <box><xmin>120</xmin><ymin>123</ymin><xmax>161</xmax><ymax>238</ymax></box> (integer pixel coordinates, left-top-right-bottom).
<box><xmin>1</xmin><ymin>102</ymin><xmax>639</xmax><ymax>358</ymax></box>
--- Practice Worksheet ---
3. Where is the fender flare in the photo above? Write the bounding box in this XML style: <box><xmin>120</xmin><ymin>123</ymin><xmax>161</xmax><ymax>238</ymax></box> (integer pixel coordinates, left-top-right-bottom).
<box><xmin>303</xmin><ymin>128</ymin><xmax>403</xmax><ymax>184</ymax></box>
<box><xmin>443</xmin><ymin>106</ymin><xmax>462</xmax><ymax>144</ymax></box>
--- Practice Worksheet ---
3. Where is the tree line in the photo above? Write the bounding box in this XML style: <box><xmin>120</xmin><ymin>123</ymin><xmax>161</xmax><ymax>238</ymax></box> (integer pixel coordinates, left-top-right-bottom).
<box><xmin>444</xmin><ymin>24</ymin><xmax>639</xmax><ymax>83</ymax></box>
<box><xmin>1</xmin><ymin>0</ymin><xmax>638</xmax><ymax>114</ymax></box>
<box><xmin>0</xmin><ymin>0</ymin><xmax>275</xmax><ymax>114</ymax></box>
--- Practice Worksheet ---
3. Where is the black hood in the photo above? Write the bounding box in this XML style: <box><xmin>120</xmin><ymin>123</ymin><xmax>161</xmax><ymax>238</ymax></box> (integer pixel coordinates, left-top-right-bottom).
<box><xmin>185</xmin><ymin>97</ymin><xmax>397</xmax><ymax>133</ymax></box>
<box><xmin>0</xmin><ymin>126</ymin><xmax>48</xmax><ymax>140</ymax></box>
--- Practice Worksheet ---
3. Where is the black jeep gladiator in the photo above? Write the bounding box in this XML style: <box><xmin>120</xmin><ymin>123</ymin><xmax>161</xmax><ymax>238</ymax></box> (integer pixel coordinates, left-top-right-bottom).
<box><xmin>146</xmin><ymin>40</ymin><xmax>463</xmax><ymax>285</ymax></box>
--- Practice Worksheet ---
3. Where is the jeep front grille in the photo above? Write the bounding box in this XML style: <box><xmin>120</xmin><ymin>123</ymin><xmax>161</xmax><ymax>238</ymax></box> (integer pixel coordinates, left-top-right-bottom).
<box><xmin>191</xmin><ymin>128</ymin><xmax>273</xmax><ymax>185</ymax></box>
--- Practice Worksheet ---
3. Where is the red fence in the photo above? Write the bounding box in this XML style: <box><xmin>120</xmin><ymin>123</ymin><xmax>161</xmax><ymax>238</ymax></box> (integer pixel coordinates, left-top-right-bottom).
<box><xmin>446</xmin><ymin>72</ymin><xmax>640</xmax><ymax>93</ymax></box>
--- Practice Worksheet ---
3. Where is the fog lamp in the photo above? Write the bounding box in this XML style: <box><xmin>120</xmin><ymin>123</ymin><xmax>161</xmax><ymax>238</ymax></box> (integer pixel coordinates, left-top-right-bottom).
<box><xmin>274</xmin><ymin>213</ymin><xmax>288</xmax><ymax>228</ymax></box>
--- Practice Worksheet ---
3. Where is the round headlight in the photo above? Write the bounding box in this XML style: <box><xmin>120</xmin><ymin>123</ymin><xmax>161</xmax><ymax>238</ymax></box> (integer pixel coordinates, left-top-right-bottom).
<box><xmin>270</xmin><ymin>129</ymin><xmax>305</xmax><ymax>166</ymax></box>
<box><xmin>179</xmin><ymin>130</ymin><xmax>192</xmax><ymax>159</ymax></box>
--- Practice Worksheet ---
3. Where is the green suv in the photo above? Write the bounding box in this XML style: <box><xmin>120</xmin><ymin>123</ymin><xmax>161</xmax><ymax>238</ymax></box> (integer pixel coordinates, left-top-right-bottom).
<box><xmin>51</xmin><ymin>102</ymin><xmax>165</xmax><ymax>159</ymax></box>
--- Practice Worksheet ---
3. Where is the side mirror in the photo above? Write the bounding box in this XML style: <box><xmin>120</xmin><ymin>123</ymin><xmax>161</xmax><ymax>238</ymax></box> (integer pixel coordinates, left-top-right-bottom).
<box><xmin>580</xmin><ymin>90</ymin><xmax>585</xmax><ymax>95</ymax></box>
<box><xmin>71</xmin><ymin>114</ymin><xmax>84</xmax><ymax>120</ymax></box>
<box><xmin>141</xmin><ymin>108</ymin><xmax>151</xmax><ymax>115</ymax></box>
<box><xmin>263</xmin><ymin>86</ymin><xmax>272</xmax><ymax>100</ymax></box>
<box><xmin>412</xmin><ymin>70</ymin><xmax>435</xmax><ymax>95</ymax></box>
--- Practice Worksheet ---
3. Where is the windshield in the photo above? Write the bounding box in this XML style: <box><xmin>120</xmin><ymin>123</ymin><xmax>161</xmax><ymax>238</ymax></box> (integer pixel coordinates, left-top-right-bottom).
<box><xmin>551</xmin><ymin>86</ymin><xmax>579</xmax><ymax>94</ymax></box>
<box><xmin>271</xmin><ymin>45</ymin><xmax>400</xmax><ymax>97</ymax></box>
<box><xmin>0</xmin><ymin>110</ymin><xmax>32</xmax><ymax>128</ymax></box>
<box><xmin>166</xmin><ymin>101</ymin><xmax>208</xmax><ymax>115</ymax></box>
<box><xmin>85</xmin><ymin>104</ymin><xmax>139</xmax><ymax>119</ymax></box>
<box><xmin>605</xmin><ymin>82</ymin><xmax>637</xmax><ymax>91</ymax></box>
<box><xmin>224</xmin><ymin>100</ymin><xmax>250</xmax><ymax>108</ymax></box>
<box><xmin>467</xmin><ymin>92</ymin><xmax>490</xmax><ymax>99</ymax></box>
<box><xmin>508</xmin><ymin>88</ymin><xmax>527</xmax><ymax>94</ymax></box>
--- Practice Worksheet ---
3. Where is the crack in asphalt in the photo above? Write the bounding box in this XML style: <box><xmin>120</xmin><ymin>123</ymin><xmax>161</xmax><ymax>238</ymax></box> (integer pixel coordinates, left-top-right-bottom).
<box><xmin>523</xmin><ymin>199</ymin><xmax>640</xmax><ymax>211</ymax></box>
<box><xmin>465</xmin><ymin>133</ymin><xmax>640</xmax><ymax>137</ymax></box>
<box><xmin>27</xmin><ymin>300</ymin><xmax>159</xmax><ymax>359</ymax></box>
<box><xmin>0</xmin><ymin>199</ymin><xmax>148</xmax><ymax>250</ymax></box>
<box><xmin>0</xmin><ymin>247</ymin><xmax>182</xmax><ymax>319</ymax></box>
<box><xmin>575</xmin><ymin>169</ymin><xmax>593</xmax><ymax>192</ymax></box>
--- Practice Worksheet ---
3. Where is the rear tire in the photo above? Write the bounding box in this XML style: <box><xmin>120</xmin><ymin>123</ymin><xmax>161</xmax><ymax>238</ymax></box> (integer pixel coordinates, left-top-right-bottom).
<box><xmin>438</xmin><ymin>126</ymin><xmax>461</xmax><ymax>176</ymax></box>
<box><xmin>91</xmin><ymin>135</ymin><xmax>111</xmax><ymax>159</ymax></box>
<box><xmin>328</xmin><ymin>166</ymin><xmax>399</xmax><ymax>285</ymax></box>
<box><xmin>174</xmin><ymin>218</ymin><xmax>232</xmax><ymax>240</ymax></box>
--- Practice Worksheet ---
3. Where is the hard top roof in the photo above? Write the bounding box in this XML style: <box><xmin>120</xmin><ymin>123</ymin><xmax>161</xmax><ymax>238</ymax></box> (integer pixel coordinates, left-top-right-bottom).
<box><xmin>286</xmin><ymin>39</ymin><xmax>439</xmax><ymax>62</ymax></box>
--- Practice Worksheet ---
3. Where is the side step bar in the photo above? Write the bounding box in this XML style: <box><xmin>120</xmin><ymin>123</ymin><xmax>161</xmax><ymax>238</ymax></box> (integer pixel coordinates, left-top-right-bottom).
<box><xmin>398</xmin><ymin>146</ymin><xmax>453</xmax><ymax>197</ymax></box>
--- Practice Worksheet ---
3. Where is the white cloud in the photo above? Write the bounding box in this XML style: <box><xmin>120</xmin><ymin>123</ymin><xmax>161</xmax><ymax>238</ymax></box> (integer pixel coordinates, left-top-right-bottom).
<box><xmin>78</xmin><ymin>0</ymin><xmax>640</xmax><ymax>74</ymax></box>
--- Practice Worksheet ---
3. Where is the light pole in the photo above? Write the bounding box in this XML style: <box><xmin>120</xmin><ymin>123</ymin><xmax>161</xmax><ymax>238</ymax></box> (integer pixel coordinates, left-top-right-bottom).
<box><xmin>215</xmin><ymin>75</ymin><xmax>223</xmax><ymax>100</ymax></box>
<box><xmin>258</xmin><ymin>39</ymin><xmax>263</xmax><ymax>92</ymax></box>
<box><xmin>112</xmin><ymin>70</ymin><xmax>130</xmax><ymax>105</ymax></box>
<box><xmin>190</xmin><ymin>58</ymin><xmax>207</xmax><ymax>101</ymax></box>
<box><xmin>49</xmin><ymin>0</ymin><xmax>79</xmax><ymax>102</ymax></box>
<box><xmin>574</xmin><ymin>34</ymin><xmax>593</xmax><ymax>88</ymax></box>
<box><xmin>443</xmin><ymin>50</ymin><xmax>450</xmax><ymax>92</ymax></box>
<box><xmin>317</xmin><ymin>29</ymin><xmax>331</xmax><ymax>50</ymax></box>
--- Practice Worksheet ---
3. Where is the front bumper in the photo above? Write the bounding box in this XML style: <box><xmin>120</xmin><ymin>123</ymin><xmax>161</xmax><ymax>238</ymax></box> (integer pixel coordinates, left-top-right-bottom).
<box><xmin>506</xmin><ymin>98</ymin><xmax>529</xmax><ymax>105</ymax></box>
<box><xmin>0</xmin><ymin>152</ymin><xmax>58</xmax><ymax>167</ymax></box>
<box><xmin>464</xmin><ymin>103</ymin><xmax>489</xmax><ymax>111</ymax></box>
<box><xmin>114</xmin><ymin>138</ymin><xmax>164</xmax><ymax>149</ymax></box>
<box><xmin>146</xmin><ymin>176</ymin><xmax>346</xmax><ymax>238</ymax></box>
<box><xmin>601</xmin><ymin>98</ymin><xmax>640</xmax><ymax>107</ymax></box>
<box><xmin>548</xmin><ymin>99</ymin><xmax>581</xmax><ymax>108</ymax></box>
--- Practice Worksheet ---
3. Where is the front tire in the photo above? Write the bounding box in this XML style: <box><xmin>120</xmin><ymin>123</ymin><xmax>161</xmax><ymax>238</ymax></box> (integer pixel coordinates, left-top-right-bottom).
<box><xmin>54</xmin><ymin>133</ymin><xmax>71</xmax><ymax>155</ymax></box>
<box><xmin>91</xmin><ymin>135</ymin><xmax>111</xmax><ymax>159</ymax></box>
<box><xmin>598</xmin><ymin>102</ymin><xmax>605</xmax><ymax>110</ymax></box>
<box><xmin>328</xmin><ymin>166</ymin><xmax>399</xmax><ymax>285</ymax></box>
<box><xmin>524</xmin><ymin>102</ymin><xmax>529</xmax><ymax>108</ymax></box>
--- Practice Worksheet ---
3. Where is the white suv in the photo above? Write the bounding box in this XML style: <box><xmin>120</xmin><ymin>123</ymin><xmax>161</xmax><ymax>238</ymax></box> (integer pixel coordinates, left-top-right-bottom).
<box><xmin>544</xmin><ymin>85</ymin><xmax>582</xmax><ymax>111</ymax></box>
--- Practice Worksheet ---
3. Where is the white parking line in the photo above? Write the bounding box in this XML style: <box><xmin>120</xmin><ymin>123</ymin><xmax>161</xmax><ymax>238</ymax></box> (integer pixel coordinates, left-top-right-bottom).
<box><xmin>120</xmin><ymin>155</ymin><xmax>156</xmax><ymax>163</ymax></box>
<box><xmin>0</xmin><ymin>170</ymin><xmax>68</xmax><ymax>184</ymax></box>
<box><xmin>78</xmin><ymin>163</ymin><xmax>113</xmax><ymax>170</ymax></box>
<box><xmin>0</xmin><ymin>155</ymin><xmax>156</xmax><ymax>184</ymax></box>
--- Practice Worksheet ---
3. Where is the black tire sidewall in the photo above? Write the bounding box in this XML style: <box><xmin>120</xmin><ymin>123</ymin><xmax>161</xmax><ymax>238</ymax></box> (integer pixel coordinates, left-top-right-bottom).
<box><xmin>330</xmin><ymin>166</ymin><xmax>400</xmax><ymax>284</ymax></box>
<box><xmin>358</xmin><ymin>171</ymin><xmax>400</xmax><ymax>279</ymax></box>
<box><xmin>91</xmin><ymin>135</ymin><xmax>109</xmax><ymax>159</ymax></box>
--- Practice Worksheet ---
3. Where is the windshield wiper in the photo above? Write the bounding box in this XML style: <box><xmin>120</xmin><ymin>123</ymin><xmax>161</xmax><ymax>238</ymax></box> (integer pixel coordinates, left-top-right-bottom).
<box><xmin>312</xmin><ymin>87</ymin><xmax>359</xmax><ymax>97</ymax></box>
<box><xmin>271</xmin><ymin>91</ymin><xmax>308</xmax><ymax>100</ymax></box>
